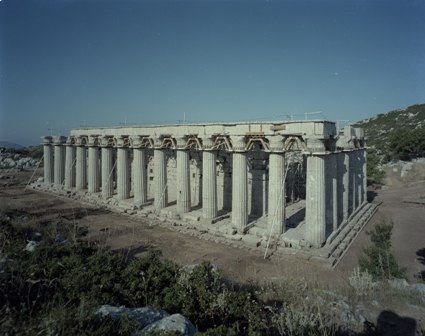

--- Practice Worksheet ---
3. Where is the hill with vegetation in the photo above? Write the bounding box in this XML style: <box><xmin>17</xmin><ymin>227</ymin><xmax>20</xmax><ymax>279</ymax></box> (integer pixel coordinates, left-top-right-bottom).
<box><xmin>353</xmin><ymin>102</ymin><xmax>425</xmax><ymax>153</ymax></box>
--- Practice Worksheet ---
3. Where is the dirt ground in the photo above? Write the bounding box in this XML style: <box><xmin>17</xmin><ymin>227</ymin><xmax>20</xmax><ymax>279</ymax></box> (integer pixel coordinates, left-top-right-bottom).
<box><xmin>1</xmin><ymin>167</ymin><xmax>424</xmax><ymax>287</ymax></box>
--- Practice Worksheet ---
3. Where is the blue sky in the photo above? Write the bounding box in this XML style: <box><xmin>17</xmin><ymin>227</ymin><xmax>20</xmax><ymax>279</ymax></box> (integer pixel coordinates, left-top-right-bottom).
<box><xmin>1</xmin><ymin>0</ymin><xmax>424</xmax><ymax>146</ymax></box>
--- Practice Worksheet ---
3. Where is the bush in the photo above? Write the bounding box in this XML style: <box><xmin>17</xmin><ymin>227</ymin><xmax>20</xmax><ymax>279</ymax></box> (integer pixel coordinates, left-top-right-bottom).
<box><xmin>358</xmin><ymin>221</ymin><xmax>406</xmax><ymax>280</ymax></box>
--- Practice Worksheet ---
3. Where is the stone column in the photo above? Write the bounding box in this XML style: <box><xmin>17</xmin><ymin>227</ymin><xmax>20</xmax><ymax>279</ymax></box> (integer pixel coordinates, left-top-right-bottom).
<box><xmin>101</xmin><ymin>144</ymin><xmax>114</xmax><ymax>199</ymax></box>
<box><xmin>117</xmin><ymin>146</ymin><xmax>130</xmax><ymax>200</ymax></box>
<box><xmin>305</xmin><ymin>154</ymin><xmax>326</xmax><ymax>247</ymax></box>
<box><xmin>351</xmin><ymin>151</ymin><xmax>357</xmax><ymax>214</ymax></box>
<box><xmin>268</xmin><ymin>135</ymin><xmax>286</xmax><ymax>236</ymax></box>
<box><xmin>336</xmin><ymin>152</ymin><xmax>346</xmax><ymax>224</ymax></box>
<box><xmin>154</xmin><ymin>145</ymin><xmax>167</xmax><ymax>210</ymax></box>
<box><xmin>53</xmin><ymin>136</ymin><xmax>66</xmax><ymax>187</ymax></box>
<box><xmin>362</xmin><ymin>148</ymin><xmax>367</xmax><ymax>204</ymax></box>
<box><xmin>133</xmin><ymin>147</ymin><xmax>147</xmax><ymax>205</ymax></box>
<box><xmin>41</xmin><ymin>136</ymin><xmax>54</xmax><ymax>185</ymax></box>
<box><xmin>325</xmin><ymin>153</ymin><xmax>338</xmax><ymax>231</ymax></box>
<box><xmin>64</xmin><ymin>143</ymin><xmax>76</xmax><ymax>188</ymax></box>
<box><xmin>176</xmin><ymin>137</ymin><xmax>191</xmax><ymax>214</ymax></box>
<box><xmin>356</xmin><ymin>150</ymin><xmax>362</xmax><ymax>207</ymax></box>
<box><xmin>231</xmin><ymin>136</ymin><xmax>248</xmax><ymax>232</ymax></box>
<box><xmin>202</xmin><ymin>137</ymin><xmax>217</xmax><ymax>219</ymax></box>
<box><xmin>343</xmin><ymin>151</ymin><xmax>350</xmax><ymax>221</ymax></box>
<box><xmin>88</xmin><ymin>138</ymin><xmax>100</xmax><ymax>193</ymax></box>
<box><xmin>76</xmin><ymin>143</ymin><xmax>87</xmax><ymax>190</ymax></box>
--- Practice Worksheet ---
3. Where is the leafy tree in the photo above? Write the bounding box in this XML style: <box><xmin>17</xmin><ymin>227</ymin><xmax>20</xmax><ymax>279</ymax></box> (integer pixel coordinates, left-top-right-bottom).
<box><xmin>387</xmin><ymin>127</ymin><xmax>425</xmax><ymax>160</ymax></box>
<box><xmin>358</xmin><ymin>221</ymin><xmax>406</xmax><ymax>280</ymax></box>
<box><xmin>366</xmin><ymin>148</ymin><xmax>386</xmax><ymax>184</ymax></box>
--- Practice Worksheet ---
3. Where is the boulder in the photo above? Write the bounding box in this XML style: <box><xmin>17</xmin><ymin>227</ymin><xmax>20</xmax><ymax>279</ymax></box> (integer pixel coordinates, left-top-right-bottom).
<box><xmin>401</xmin><ymin>162</ymin><xmax>413</xmax><ymax>178</ymax></box>
<box><xmin>25</xmin><ymin>240</ymin><xmax>40</xmax><ymax>252</ymax></box>
<box><xmin>95</xmin><ymin>305</ymin><xmax>169</xmax><ymax>327</ymax></box>
<box><xmin>410</xmin><ymin>284</ymin><xmax>425</xmax><ymax>303</ymax></box>
<box><xmin>139</xmin><ymin>314</ymin><xmax>197</xmax><ymax>336</ymax></box>
<box><xmin>388</xmin><ymin>278</ymin><xmax>410</xmax><ymax>290</ymax></box>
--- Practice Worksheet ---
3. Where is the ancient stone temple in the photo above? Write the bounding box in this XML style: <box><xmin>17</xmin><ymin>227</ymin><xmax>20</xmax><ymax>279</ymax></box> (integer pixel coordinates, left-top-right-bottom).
<box><xmin>34</xmin><ymin>120</ymin><xmax>377</xmax><ymax>266</ymax></box>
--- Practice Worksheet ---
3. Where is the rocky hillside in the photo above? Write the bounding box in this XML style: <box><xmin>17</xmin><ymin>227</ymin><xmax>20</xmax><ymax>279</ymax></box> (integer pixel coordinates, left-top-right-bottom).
<box><xmin>353</xmin><ymin>103</ymin><xmax>425</xmax><ymax>151</ymax></box>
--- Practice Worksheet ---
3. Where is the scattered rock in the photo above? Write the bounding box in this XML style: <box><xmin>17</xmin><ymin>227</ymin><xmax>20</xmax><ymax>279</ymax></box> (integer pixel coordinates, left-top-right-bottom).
<box><xmin>95</xmin><ymin>305</ymin><xmax>170</xmax><ymax>327</ymax></box>
<box><xmin>340</xmin><ymin>309</ymin><xmax>355</xmax><ymax>323</ymax></box>
<box><xmin>410</xmin><ymin>283</ymin><xmax>425</xmax><ymax>302</ymax></box>
<box><xmin>388</xmin><ymin>278</ymin><xmax>410</xmax><ymax>290</ymax></box>
<box><xmin>139</xmin><ymin>313</ymin><xmax>197</xmax><ymax>336</ymax></box>
<box><xmin>25</xmin><ymin>240</ymin><xmax>40</xmax><ymax>252</ymax></box>
<box><xmin>37</xmin><ymin>177</ymin><xmax>44</xmax><ymax>183</ymax></box>
<box><xmin>54</xmin><ymin>234</ymin><xmax>70</xmax><ymax>245</ymax></box>
<box><xmin>28</xmin><ymin>232</ymin><xmax>42</xmax><ymax>241</ymax></box>
<box><xmin>401</xmin><ymin>162</ymin><xmax>413</xmax><ymax>178</ymax></box>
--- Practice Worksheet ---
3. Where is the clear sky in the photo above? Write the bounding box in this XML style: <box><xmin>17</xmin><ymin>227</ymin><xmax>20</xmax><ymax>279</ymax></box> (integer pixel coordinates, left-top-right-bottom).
<box><xmin>1</xmin><ymin>0</ymin><xmax>424</xmax><ymax>146</ymax></box>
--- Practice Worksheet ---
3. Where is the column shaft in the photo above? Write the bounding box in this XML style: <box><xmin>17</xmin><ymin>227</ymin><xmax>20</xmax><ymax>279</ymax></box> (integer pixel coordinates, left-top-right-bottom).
<box><xmin>232</xmin><ymin>152</ymin><xmax>248</xmax><ymax>231</ymax></box>
<box><xmin>336</xmin><ymin>152</ymin><xmax>345</xmax><ymax>224</ymax></box>
<box><xmin>305</xmin><ymin>155</ymin><xmax>326</xmax><ymax>247</ymax></box>
<box><xmin>363</xmin><ymin>149</ymin><xmax>367</xmax><ymax>204</ymax></box>
<box><xmin>326</xmin><ymin>154</ymin><xmax>338</xmax><ymax>231</ymax></box>
<box><xmin>101</xmin><ymin>147</ymin><xmax>114</xmax><ymax>199</ymax></box>
<box><xmin>343</xmin><ymin>152</ymin><xmax>350</xmax><ymax>221</ymax></box>
<box><xmin>43</xmin><ymin>145</ymin><xmax>54</xmax><ymax>184</ymax></box>
<box><xmin>76</xmin><ymin>146</ymin><xmax>87</xmax><ymax>190</ymax></box>
<box><xmin>64</xmin><ymin>146</ymin><xmax>76</xmax><ymax>188</ymax></box>
<box><xmin>177</xmin><ymin>150</ymin><xmax>191</xmax><ymax>213</ymax></box>
<box><xmin>268</xmin><ymin>153</ymin><xmax>285</xmax><ymax>235</ymax></box>
<box><xmin>117</xmin><ymin>148</ymin><xmax>130</xmax><ymax>200</ymax></box>
<box><xmin>154</xmin><ymin>149</ymin><xmax>167</xmax><ymax>210</ymax></box>
<box><xmin>203</xmin><ymin>150</ymin><xmax>217</xmax><ymax>219</ymax></box>
<box><xmin>133</xmin><ymin>148</ymin><xmax>147</xmax><ymax>204</ymax></box>
<box><xmin>54</xmin><ymin>145</ymin><xmax>65</xmax><ymax>187</ymax></box>
<box><xmin>88</xmin><ymin>147</ymin><xmax>100</xmax><ymax>193</ymax></box>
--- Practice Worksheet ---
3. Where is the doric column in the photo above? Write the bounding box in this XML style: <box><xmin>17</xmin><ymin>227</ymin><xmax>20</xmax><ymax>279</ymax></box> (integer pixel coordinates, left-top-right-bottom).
<box><xmin>336</xmin><ymin>152</ymin><xmax>346</xmax><ymax>223</ymax></box>
<box><xmin>350</xmin><ymin>151</ymin><xmax>357</xmax><ymax>214</ymax></box>
<box><xmin>64</xmin><ymin>140</ymin><xmax>76</xmax><ymax>188</ymax></box>
<box><xmin>116</xmin><ymin>137</ymin><xmax>130</xmax><ymax>200</ymax></box>
<box><xmin>362</xmin><ymin>148</ymin><xmax>367</xmax><ymax>204</ymax></box>
<box><xmin>53</xmin><ymin>136</ymin><xmax>66</xmax><ymax>187</ymax></box>
<box><xmin>131</xmin><ymin>136</ymin><xmax>147</xmax><ymax>205</ymax></box>
<box><xmin>101</xmin><ymin>136</ymin><xmax>114</xmax><ymax>199</ymax></box>
<box><xmin>202</xmin><ymin>136</ymin><xmax>217</xmax><ymax>219</ymax></box>
<box><xmin>343</xmin><ymin>151</ymin><xmax>350</xmax><ymax>221</ymax></box>
<box><xmin>87</xmin><ymin>135</ymin><xmax>100</xmax><ymax>193</ymax></box>
<box><xmin>325</xmin><ymin>153</ymin><xmax>338</xmax><ymax>231</ymax></box>
<box><xmin>268</xmin><ymin>135</ymin><xmax>286</xmax><ymax>236</ymax></box>
<box><xmin>176</xmin><ymin>137</ymin><xmax>191</xmax><ymax>214</ymax></box>
<box><xmin>41</xmin><ymin>136</ymin><xmax>54</xmax><ymax>185</ymax></box>
<box><xmin>76</xmin><ymin>138</ymin><xmax>87</xmax><ymax>190</ymax></box>
<box><xmin>154</xmin><ymin>138</ymin><xmax>167</xmax><ymax>210</ymax></box>
<box><xmin>356</xmin><ymin>150</ymin><xmax>362</xmax><ymax>207</ymax></box>
<box><xmin>231</xmin><ymin>136</ymin><xmax>248</xmax><ymax>232</ymax></box>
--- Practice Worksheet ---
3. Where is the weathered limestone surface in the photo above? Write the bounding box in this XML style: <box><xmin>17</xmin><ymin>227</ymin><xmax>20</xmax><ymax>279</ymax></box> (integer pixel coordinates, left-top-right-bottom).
<box><xmin>101</xmin><ymin>147</ymin><xmax>114</xmax><ymax>199</ymax></box>
<box><xmin>76</xmin><ymin>146</ymin><xmax>87</xmax><ymax>190</ymax></box>
<box><xmin>306</xmin><ymin>155</ymin><xmax>326</xmax><ymax>247</ymax></box>
<box><xmin>133</xmin><ymin>148</ymin><xmax>147</xmax><ymax>205</ymax></box>
<box><xmin>64</xmin><ymin>145</ymin><xmax>76</xmax><ymax>188</ymax></box>
<box><xmin>88</xmin><ymin>147</ymin><xmax>100</xmax><ymax>193</ymax></box>
<box><xmin>154</xmin><ymin>149</ymin><xmax>167</xmax><ymax>211</ymax></box>
<box><xmin>117</xmin><ymin>147</ymin><xmax>130</xmax><ymax>200</ymax></box>
<box><xmin>232</xmin><ymin>148</ymin><xmax>248</xmax><ymax>232</ymax></box>
<box><xmin>202</xmin><ymin>150</ymin><xmax>217</xmax><ymax>219</ymax></box>
<box><xmin>53</xmin><ymin>138</ymin><xmax>65</xmax><ymax>187</ymax></box>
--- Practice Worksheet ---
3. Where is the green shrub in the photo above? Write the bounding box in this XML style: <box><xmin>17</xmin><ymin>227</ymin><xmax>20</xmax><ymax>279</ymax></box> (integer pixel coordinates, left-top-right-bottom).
<box><xmin>358</xmin><ymin>221</ymin><xmax>406</xmax><ymax>280</ymax></box>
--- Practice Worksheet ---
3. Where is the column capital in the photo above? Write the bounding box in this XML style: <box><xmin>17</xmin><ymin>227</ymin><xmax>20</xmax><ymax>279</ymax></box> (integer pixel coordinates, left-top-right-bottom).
<box><xmin>53</xmin><ymin>135</ymin><xmax>67</xmax><ymax>145</ymax></box>
<box><xmin>175</xmin><ymin>136</ymin><xmax>187</xmax><ymax>149</ymax></box>
<box><xmin>305</xmin><ymin>136</ymin><xmax>327</xmax><ymax>153</ymax></box>
<box><xmin>268</xmin><ymin>135</ymin><xmax>285</xmax><ymax>152</ymax></box>
<box><xmin>41</xmin><ymin>136</ymin><xmax>53</xmax><ymax>144</ymax></box>
<box><xmin>130</xmin><ymin>135</ymin><xmax>142</xmax><ymax>148</ymax></box>
<box><xmin>231</xmin><ymin>135</ymin><xmax>246</xmax><ymax>152</ymax></box>
<box><xmin>100</xmin><ymin>135</ymin><xmax>113</xmax><ymax>147</ymax></box>
<box><xmin>87</xmin><ymin>135</ymin><xmax>100</xmax><ymax>146</ymax></box>
<box><xmin>116</xmin><ymin>136</ymin><xmax>129</xmax><ymax>147</ymax></box>
<box><xmin>201</xmin><ymin>136</ymin><xmax>215</xmax><ymax>150</ymax></box>
<box><xmin>75</xmin><ymin>136</ymin><xmax>87</xmax><ymax>146</ymax></box>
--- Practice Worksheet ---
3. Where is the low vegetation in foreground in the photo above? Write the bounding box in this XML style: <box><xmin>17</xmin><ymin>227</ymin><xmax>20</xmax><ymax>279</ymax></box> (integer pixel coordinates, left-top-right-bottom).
<box><xmin>0</xmin><ymin>205</ymin><xmax>424</xmax><ymax>335</ymax></box>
